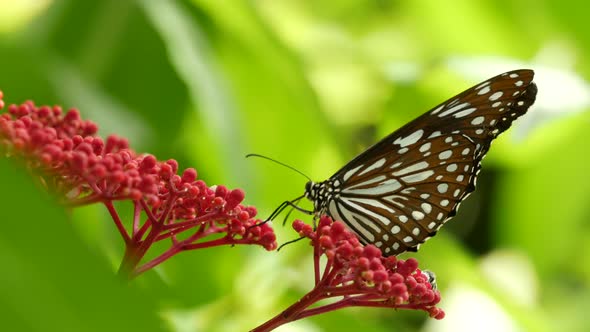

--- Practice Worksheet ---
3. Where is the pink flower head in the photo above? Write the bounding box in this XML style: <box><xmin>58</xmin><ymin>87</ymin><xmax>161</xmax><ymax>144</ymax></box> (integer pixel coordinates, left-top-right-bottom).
<box><xmin>0</xmin><ymin>91</ymin><xmax>277</xmax><ymax>278</ymax></box>
<box><xmin>253</xmin><ymin>216</ymin><xmax>443</xmax><ymax>331</ymax></box>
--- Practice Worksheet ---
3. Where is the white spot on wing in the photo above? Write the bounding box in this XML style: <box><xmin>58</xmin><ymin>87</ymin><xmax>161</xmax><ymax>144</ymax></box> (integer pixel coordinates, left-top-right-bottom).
<box><xmin>437</xmin><ymin>183</ymin><xmax>448</xmax><ymax>193</ymax></box>
<box><xmin>343</xmin><ymin>165</ymin><xmax>363</xmax><ymax>181</ymax></box>
<box><xmin>428</xmin><ymin>131</ymin><xmax>442</xmax><ymax>139</ymax></box>
<box><xmin>412</xmin><ymin>210</ymin><xmax>425</xmax><ymax>220</ymax></box>
<box><xmin>392</xmin><ymin>161</ymin><xmax>429</xmax><ymax>176</ymax></box>
<box><xmin>431</xmin><ymin>104</ymin><xmax>445</xmax><ymax>114</ymax></box>
<box><xmin>489</xmin><ymin>91</ymin><xmax>503</xmax><ymax>101</ymax></box>
<box><xmin>453</xmin><ymin>107</ymin><xmax>477</xmax><ymax>118</ymax></box>
<box><xmin>438</xmin><ymin>102</ymin><xmax>471</xmax><ymax>117</ymax></box>
<box><xmin>438</xmin><ymin>150</ymin><xmax>452</xmax><ymax>160</ymax></box>
<box><xmin>421</xmin><ymin>202</ymin><xmax>432</xmax><ymax>214</ymax></box>
<box><xmin>358</xmin><ymin>158</ymin><xmax>386</xmax><ymax>176</ymax></box>
<box><xmin>477</xmin><ymin>86</ymin><xmax>491</xmax><ymax>95</ymax></box>
<box><xmin>475</xmin><ymin>81</ymin><xmax>490</xmax><ymax>90</ymax></box>
<box><xmin>471</xmin><ymin>116</ymin><xmax>485</xmax><ymax>125</ymax></box>
<box><xmin>401</xmin><ymin>170</ymin><xmax>435</xmax><ymax>183</ymax></box>
<box><xmin>390</xmin><ymin>162</ymin><xmax>403</xmax><ymax>169</ymax></box>
<box><xmin>419</xmin><ymin>142</ymin><xmax>431</xmax><ymax>152</ymax></box>
<box><xmin>393</xmin><ymin>129</ymin><xmax>425</xmax><ymax>147</ymax></box>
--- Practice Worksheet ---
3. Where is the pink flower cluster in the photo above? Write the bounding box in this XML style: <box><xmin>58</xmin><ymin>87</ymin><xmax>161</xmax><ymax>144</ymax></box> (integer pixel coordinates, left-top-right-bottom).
<box><xmin>302</xmin><ymin>216</ymin><xmax>442</xmax><ymax>314</ymax></box>
<box><xmin>0</xmin><ymin>91</ymin><xmax>442</xmax><ymax>329</ymax></box>
<box><xmin>0</xmin><ymin>91</ymin><xmax>277</xmax><ymax>278</ymax></box>
<box><xmin>253</xmin><ymin>216</ymin><xmax>443</xmax><ymax>331</ymax></box>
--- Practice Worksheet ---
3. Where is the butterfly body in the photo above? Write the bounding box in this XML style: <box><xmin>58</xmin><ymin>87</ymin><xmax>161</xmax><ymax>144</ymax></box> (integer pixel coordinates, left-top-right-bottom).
<box><xmin>304</xmin><ymin>70</ymin><xmax>537</xmax><ymax>256</ymax></box>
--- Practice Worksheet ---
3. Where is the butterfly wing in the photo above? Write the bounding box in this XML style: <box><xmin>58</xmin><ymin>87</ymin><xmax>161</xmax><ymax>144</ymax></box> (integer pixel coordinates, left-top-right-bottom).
<box><xmin>324</xmin><ymin>69</ymin><xmax>537</xmax><ymax>255</ymax></box>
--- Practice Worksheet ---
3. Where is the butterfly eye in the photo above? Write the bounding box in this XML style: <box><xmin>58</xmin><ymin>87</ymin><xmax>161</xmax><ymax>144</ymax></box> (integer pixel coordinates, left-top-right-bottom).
<box><xmin>304</xmin><ymin>69</ymin><xmax>537</xmax><ymax>256</ymax></box>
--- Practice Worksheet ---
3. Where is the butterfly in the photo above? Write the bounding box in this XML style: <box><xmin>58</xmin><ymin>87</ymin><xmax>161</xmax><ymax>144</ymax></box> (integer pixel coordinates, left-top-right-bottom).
<box><xmin>258</xmin><ymin>69</ymin><xmax>537</xmax><ymax>256</ymax></box>
<box><xmin>265</xmin><ymin>70</ymin><xmax>537</xmax><ymax>256</ymax></box>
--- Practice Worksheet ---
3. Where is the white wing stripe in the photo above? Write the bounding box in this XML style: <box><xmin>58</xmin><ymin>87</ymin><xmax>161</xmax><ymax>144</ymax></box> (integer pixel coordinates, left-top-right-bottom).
<box><xmin>340</xmin><ymin>198</ymin><xmax>393</xmax><ymax>226</ymax></box>
<box><xmin>437</xmin><ymin>102</ymin><xmax>470</xmax><ymax>117</ymax></box>
<box><xmin>342</xmin><ymin>165</ymin><xmax>363</xmax><ymax>181</ymax></box>
<box><xmin>342</xmin><ymin>179</ymin><xmax>402</xmax><ymax>196</ymax></box>
<box><xmin>392</xmin><ymin>161</ymin><xmax>429</xmax><ymax>176</ymax></box>
<box><xmin>345</xmin><ymin>175</ymin><xmax>387</xmax><ymax>190</ymax></box>
<box><xmin>358</xmin><ymin>158</ymin><xmax>386</xmax><ymax>176</ymax></box>
<box><xmin>329</xmin><ymin>200</ymin><xmax>376</xmax><ymax>242</ymax></box>
<box><xmin>344</xmin><ymin>196</ymin><xmax>396</xmax><ymax>214</ymax></box>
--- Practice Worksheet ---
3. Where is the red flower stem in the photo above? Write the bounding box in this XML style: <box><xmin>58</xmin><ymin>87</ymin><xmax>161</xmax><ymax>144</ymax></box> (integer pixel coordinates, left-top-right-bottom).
<box><xmin>313</xmin><ymin>239</ymin><xmax>321</xmax><ymax>284</ymax></box>
<box><xmin>140</xmin><ymin>198</ymin><xmax>159</xmax><ymax>223</ymax></box>
<box><xmin>131</xmin><ymin>245</ymin><xmax>182</xmax><ymax>278</ymax></box>
<box><xmin>118</xmin><ymin>217</ymin><xmax>163</xmax><ymax>278</ymax></box>
<box><xmin>162</xmin><ymin>211</ymin><xmax>220</xmax><ymax>231</ymax></box>
<box><xmin>292</xmin><ymin>295</ymin><xmax>405</xmax><ymax>321</ymax></box>
<box><xmin>133</xmin><ymin>234</ymin><xmax>242</xmax><ymax>278</ymax></box>
<box><xmin>155</xmin><ymin>223</ymin><xmax>204</xmax><ymax>241</ymax></box>
<box><xmin>250</xmin><ymin>281</ymin><xmax>327</xmax><ymax>332</ymax></box>
<box><xmin>318</xmin><ymin>265</ymin><xmax>338</xmax><ymax>286</ymax></box>
<box><xmin>156</xmin><ymin>192</ymin><xmax>178</xmax><ymax>224</ymax></box>
<box><xmin>104</xmin><ymin>200</ymin><xmax>131</xmax><ymax>244</ymax></box>
<box><xmin>181</xmin><ymin>236</ymin><xmax>233</xmax><ymax>250</ymax></box>
<box><xmin>319</xmin><ymin>259</ymin><xmax>333</xmax><ymax>285</ymax></box>
<box><xmin>134</xmin><ymin>199</ymin><xmax>157</xmax><ymax>240</ymax></box>
<box><xmin>132</xmin><ymin>200</ymin><xmax>141</xmax><ymax>236</ymax></box>
<box><xmin>346</xmin><ymin>299</ymin><xmax>434</xmax><ymax>314</ymax></box>
<box><xmin>118</xmin><ymin>245</ymin><xmax>137</xmax><ymax>278</ymax></box>
<box><xmin>168</xmin><ymin>224</ymin><xmax>208</xmax><ymax>245</ymax></box>
<box><xmin>291</xmin><ymin>297</ymin><xmax>353</xmax><ymax>320</ymax></box>
<box><xmin>133</xmin><ymin>224</ymin><xmax>162</xmax><ymax>262</ymax></box>
<box><xmin>65</xmin><ymin>193</ymin><xmax>103</xmax><ymax>206</ymax></box>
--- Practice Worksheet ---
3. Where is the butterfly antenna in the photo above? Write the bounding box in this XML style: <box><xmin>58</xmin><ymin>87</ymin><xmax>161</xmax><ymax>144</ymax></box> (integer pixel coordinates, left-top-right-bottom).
<box><xmin>246</xmin><ymin>153</ymin><xmax>312</xmax><ymax>182</ymax></box>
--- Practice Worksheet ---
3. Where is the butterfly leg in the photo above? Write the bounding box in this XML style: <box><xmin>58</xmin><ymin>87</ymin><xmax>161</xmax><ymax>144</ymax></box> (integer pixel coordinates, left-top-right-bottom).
<box><xmin>277</xmin><ymin>236</ymin><xmax>306</xmax><ymax>252</ymax></box>
<box><xmin>248</xmin><ymin>195</ymin><xmax>309</xmax><ymax>230</ymax></box>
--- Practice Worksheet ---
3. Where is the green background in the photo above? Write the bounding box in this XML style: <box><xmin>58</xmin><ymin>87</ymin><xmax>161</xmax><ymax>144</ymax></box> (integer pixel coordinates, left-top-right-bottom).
<box><xmin>0</xmin><ymin>1</ymin><xmax>589</xmax><ymax>331</ymax></box>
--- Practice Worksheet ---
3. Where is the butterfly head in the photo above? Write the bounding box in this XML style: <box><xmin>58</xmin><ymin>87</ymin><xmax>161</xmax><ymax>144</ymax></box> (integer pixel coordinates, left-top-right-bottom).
<box><xmin>304</xmin><ymin>180</ymin><xmax>319</xmax><ymax>204</ymax></box>
<box><xmin>304</xmin><ymin>180</ymin><xmax>332</xmax><ymax>214</ymax></box>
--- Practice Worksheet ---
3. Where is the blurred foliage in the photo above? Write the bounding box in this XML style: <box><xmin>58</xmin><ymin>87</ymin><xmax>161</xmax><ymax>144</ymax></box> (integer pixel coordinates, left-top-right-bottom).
<box><xmin>0</xmin><ymin>0</ymin><xmax>589</xmax><ymax>331</ymax></box>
